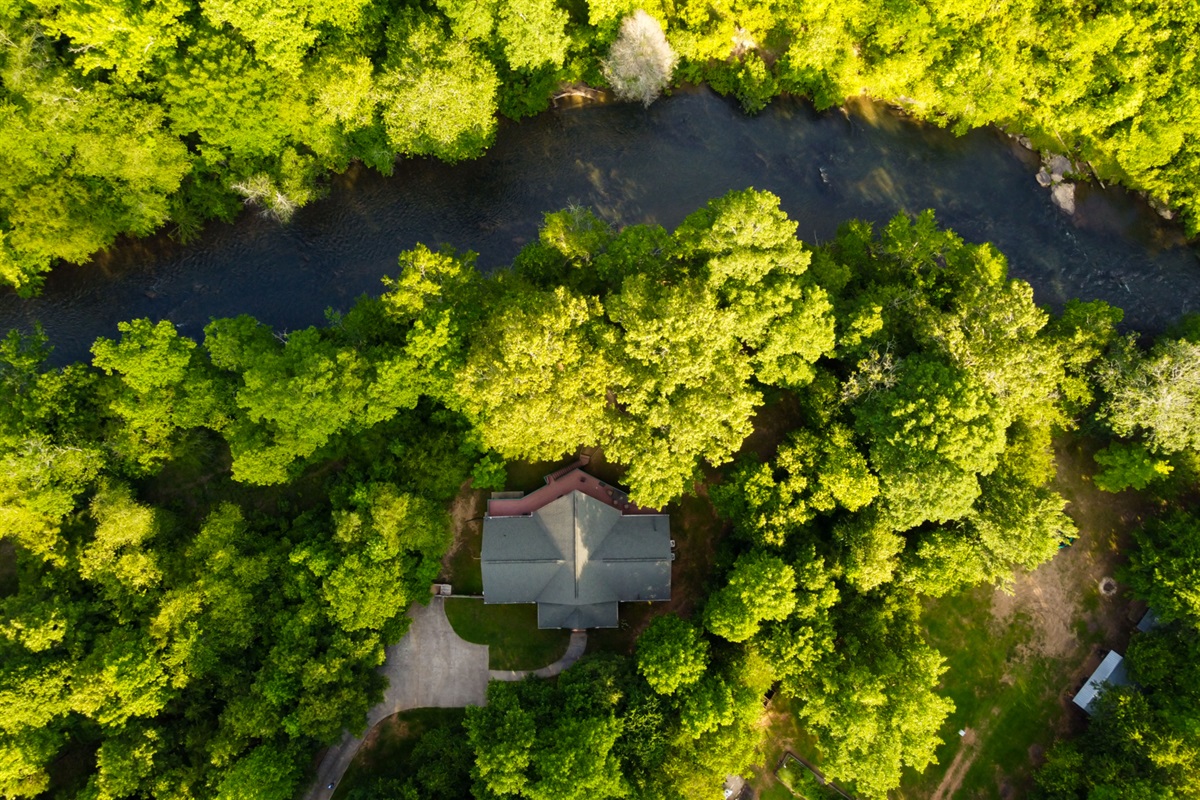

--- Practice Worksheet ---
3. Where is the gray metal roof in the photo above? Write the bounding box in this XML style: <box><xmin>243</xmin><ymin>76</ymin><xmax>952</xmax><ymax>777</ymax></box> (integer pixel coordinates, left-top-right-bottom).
<box><xmin>1073</xmin><ymin>651</ymin><xmax>1130</xmax><ymax>715</ymax></box>
<box><xmin>481</xmin><ymin>491</ymin><xmax>671</xmax><ymax>628</ymax></box>
<box><xmin>1137</xmin><ymin>608</ymin><xmax>1161</xmax><ymax>633</ymax></box>
<box><xmin>538</xmin><ymin>602</ymin><xmax>619</xmax><ymax>629</ymax></box>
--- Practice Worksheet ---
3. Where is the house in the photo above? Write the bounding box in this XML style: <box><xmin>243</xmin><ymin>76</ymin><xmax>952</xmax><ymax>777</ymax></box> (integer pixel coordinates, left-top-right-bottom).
<box><xmin>1072</xmin><ymin>650</ymin><xmax>1130</xmax><ymax>715</ymax></box>
<box><xmin>481</xmin><ymin>467</ymin><xmax>671</xmax><ymax>629</ymax></box>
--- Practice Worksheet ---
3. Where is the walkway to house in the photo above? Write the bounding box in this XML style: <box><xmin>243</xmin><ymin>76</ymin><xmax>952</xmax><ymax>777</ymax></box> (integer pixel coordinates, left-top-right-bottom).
<box><xmin>489</xmin><ymin>630</ymin><xmax>588</xmax><ymax>681</ymax></box>
<box><xmin>302</xmin><ymin>597</ymin><xmax>488</xmax><ymax>800</ymax></box>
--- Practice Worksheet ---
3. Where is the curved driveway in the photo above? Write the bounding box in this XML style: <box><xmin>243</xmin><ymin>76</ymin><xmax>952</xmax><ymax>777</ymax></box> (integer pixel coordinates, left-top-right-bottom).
<box><xmin>301</xmin><ymin>597</ymin><xmax>489</xmax><ymax>800</ymax></box>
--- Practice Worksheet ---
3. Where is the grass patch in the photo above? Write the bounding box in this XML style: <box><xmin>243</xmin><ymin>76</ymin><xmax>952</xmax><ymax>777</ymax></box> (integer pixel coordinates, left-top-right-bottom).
<box><xmin>443</xmin><ymin>598</ymin><xmax>570</xmax><ymax>670</ymax></box>
<box><xmin>759</xmin><ymin>784</ymin><xmax>801</xmax><ymax>800</ymax></box>
<box><xmin>332</xmin><ymin>707</ymin><xmax>465</xmax><ymax>800</ymax></box>
<box><xmin>892</xmin><ymin>587</ymin><xmax>1069</xmax><ymax>799</ymax></box>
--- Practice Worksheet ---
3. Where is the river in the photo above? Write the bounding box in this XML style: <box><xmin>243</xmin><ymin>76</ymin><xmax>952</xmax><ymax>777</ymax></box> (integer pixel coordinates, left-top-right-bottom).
<box><xmin>2</xmin><ymin>89</ymin><xmax>1197</xmax><ymax>364</ymax></box>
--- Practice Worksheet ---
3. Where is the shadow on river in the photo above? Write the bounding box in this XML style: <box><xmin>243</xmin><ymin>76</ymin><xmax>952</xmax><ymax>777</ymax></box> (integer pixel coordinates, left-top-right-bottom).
<box><xmin>2</xmin><ymin>88</ymin><xmax>1197</xmax><ymax>364</ymax></box>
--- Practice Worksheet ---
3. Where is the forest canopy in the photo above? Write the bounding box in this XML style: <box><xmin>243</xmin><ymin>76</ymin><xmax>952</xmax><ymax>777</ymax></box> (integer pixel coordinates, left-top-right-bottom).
<box><xmin>2</xmin><ymin>190</ymin><xmax>1197</xmax><ymax>799</ymax></box>
<box><xmin>3</xmin><ymin>0</ymin><xmax>1200</xmax><ymax>293</ymax></box>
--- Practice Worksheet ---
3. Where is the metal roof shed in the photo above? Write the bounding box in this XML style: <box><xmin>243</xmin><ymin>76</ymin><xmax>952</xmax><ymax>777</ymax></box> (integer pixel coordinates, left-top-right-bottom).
<box><xmin>1072</xmin><ymin>651</ymin><xmax>1130</xmax><ymax>715</ymax></box>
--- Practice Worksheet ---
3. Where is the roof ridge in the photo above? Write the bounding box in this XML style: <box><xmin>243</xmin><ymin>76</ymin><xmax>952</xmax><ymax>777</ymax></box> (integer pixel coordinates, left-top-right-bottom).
<box><xmin>573</xmin><ymin>491</ymin><xmax>581</xmax><ymax>600</ymax></box>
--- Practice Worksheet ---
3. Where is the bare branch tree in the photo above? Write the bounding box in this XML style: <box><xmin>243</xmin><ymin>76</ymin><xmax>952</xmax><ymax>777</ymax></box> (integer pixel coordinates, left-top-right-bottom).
<box><xmin>602</xmin><ymin>10</ymin><xmax>677</xmax><ymax>107</ymax></box>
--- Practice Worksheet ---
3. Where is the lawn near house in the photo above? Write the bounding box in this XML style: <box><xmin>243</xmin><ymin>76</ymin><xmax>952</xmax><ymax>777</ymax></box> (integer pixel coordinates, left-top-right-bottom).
<box><xmin>442</xmin><ymin>597</ymin><xmax>572</xmax><ymax>671</ymax></box>
<box><xmin>896</xmin><ymin>586</ymin><xmax>1085</xmax><ymax>800</ymax></box>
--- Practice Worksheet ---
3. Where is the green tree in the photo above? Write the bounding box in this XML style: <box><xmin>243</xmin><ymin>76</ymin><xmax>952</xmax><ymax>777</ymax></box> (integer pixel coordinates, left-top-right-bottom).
<box><xmin>605</xmin><ymin>274</ymin><xmax>760</xmax><ymax>508</ymax></box>
<box><xmin>704</xmin><ymin>550</ymin><xmax>796</xmax><ymax>642</ymax></box>
<box><xmin>379</xmin><ymin>13</ymin><xmax>500</xmax><ymax>162</ymax></box>
<box><xmin>635</xmin><ymin>613</ymin><xmax>709</xmax><ymax>695</ymax></box>
<box><xmin>1093</xmin><ymin>441</ymin><xmax>1174</xmax><ymax>492</ymax></box>
<box><xmin>0</xmin><ymin>331</ymin><xmax>103</xmax><ymax>561</ymax></box>
<box><xmin>323</xmin><ymin>484</ymin><xmax>449</xmax><ymax>632</ymax></box>
<box><xmin>214</xmin><ymin>742</ymin><xmax>303</xmax><ymax>800</ymax></box>
<box><xmin>91</xmin><ymin>725</ymin><xmax>161</xmax><ymax>800</ymax></box>
<box><xmin>854</xmin><ymin>355</ymin><xmax>1006</xmax><ymax>530</ymax></box>
<box><xmin>1125</xmin><ymin>512</ymin><xmax>1200</xmax><ymax>627</ymax></box>
<box><xmin>833</xmin><ymin>510</ymin><xmax>905</xmax><ymax>592</ymax></box>
<box><xmin>713</xmin><ymin>425</ymin><xmax>878</xmax><ymax>548</ymax></box>
<box><xmin>524</xmin><ymin>715</ymin><xmax>625</xmax><ymax>800</ymax></box>
<box><xmin>81</xmin><ymin>481</ymin><xmax>164</xmax><ymax>605</ymax></box>
<box><xmin>92</xmin><ymin>319</ymin><xmax>226</xmax><ymax>473</ymax></box>
<box><xmin>204</xmin><ymin>317</ymin><xmax>418</xmax><ymax>484</ymax></box>
<box><xmin>381</xmin><ymin>243</ymin><xmax>484</xmax><ymax>398</ymax></box>
<box><xmin>901</xmin><ymin>468</ymin><xmax>1076</xmax><ymax>595</ymax></box>
<box><xmin>1044</xmin><ymin>299</ymin><xmax>1124</xmax><ymax>414</ymax></box>
<box><xmin>466</xmin><ymin>682</ymin><xmax>537</xmax><ymax>796</ymax></box>
<box><xmin>1035</xmin><ymin>628</ymin><xmax>1200</xmax><ymax>799</ymax></box>
<box><xmin>0</xmin><ymin>727</ymin><xmax>63</xmax><ymax>798</ymax></box>
<box><xmin>38</xmin><ymin>0</ymin><xmax>192</xmax><ymax>81</ymax></box>
<box><xmin>201</xmin><ymin>0</ymin><xmax>371</xmax><ymax>75</ymax></box>
<box><xmin>0</xmin><ymin>73</ymin><xmax>191</xmax><ymax>293</ymax></box>
<box><xmin>496</xmin><ymin>0</ymin><xmax>569</xmax><ymax>70</ymax></box>
<box><xmin>454</xmin><ymin>284</ymin><xmax>611</xmax><ymax>462</ymax></box>
<box><xmin>161</xmin><ymin>30</ymin><xmax>294</xmax><ymax>161</ymax></box>
<box><xmin>671</xmin><ymin>189</ymin><xmax>835</xmax><ymax>388</ymax></box>
<box><xmin>786</xmin><ymin>593</ymin><xmax>954</xmax><ymax>799</ymax></box>
<box><xmin>678</xmin><ymin>673</ymin><xmax>737</xmax><ymax>738</ymax></box>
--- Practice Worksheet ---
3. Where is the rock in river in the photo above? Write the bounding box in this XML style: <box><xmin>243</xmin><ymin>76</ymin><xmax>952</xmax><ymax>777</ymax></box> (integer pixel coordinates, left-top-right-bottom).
<box><xmin>1051</xmin><ymin>182</ymin><xmax>1076</xmax><ymax>214</ymax></box>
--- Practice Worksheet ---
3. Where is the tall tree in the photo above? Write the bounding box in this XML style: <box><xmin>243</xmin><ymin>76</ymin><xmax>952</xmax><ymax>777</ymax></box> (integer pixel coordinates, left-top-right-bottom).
<box><xmin>204</xmin><ymin>316</ymin><xmax>417</xmax><ymax>484</ymax></box>
<box><xmin>378</xmin><ymin>12</ymin><xmax>500</xmax><ymax>162</ymax></box>
<box><xmin>854</xmin><ymin>355</ymin><xmax>1006</xmax><ymax>530</ymax></box>
<box><xmin>704</xmin><ymin>550</ymin><xmax>797</xmax><ymax>642</ymax></box>
<box><xmin>1100</xmin><ymin>337</ymin><xmax>1200</xmax><ymax>455</ymax></box>
<box><xmin>635</xmin><ymin>613</ymin><xmax>709</xmax><ymax>695</ymax></box>
<box><xmin>454</xmin><ymin>284</ymin><xmax>611</xmax><ymax>462</ymax></box>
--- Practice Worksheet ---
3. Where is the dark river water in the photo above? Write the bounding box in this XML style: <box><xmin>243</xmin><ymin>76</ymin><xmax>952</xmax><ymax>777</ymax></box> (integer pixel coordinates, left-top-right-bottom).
<box><xmin>3</xmin><ymin>89</ymin><xmax>1198</xmax><ymax>364</ymax></box>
